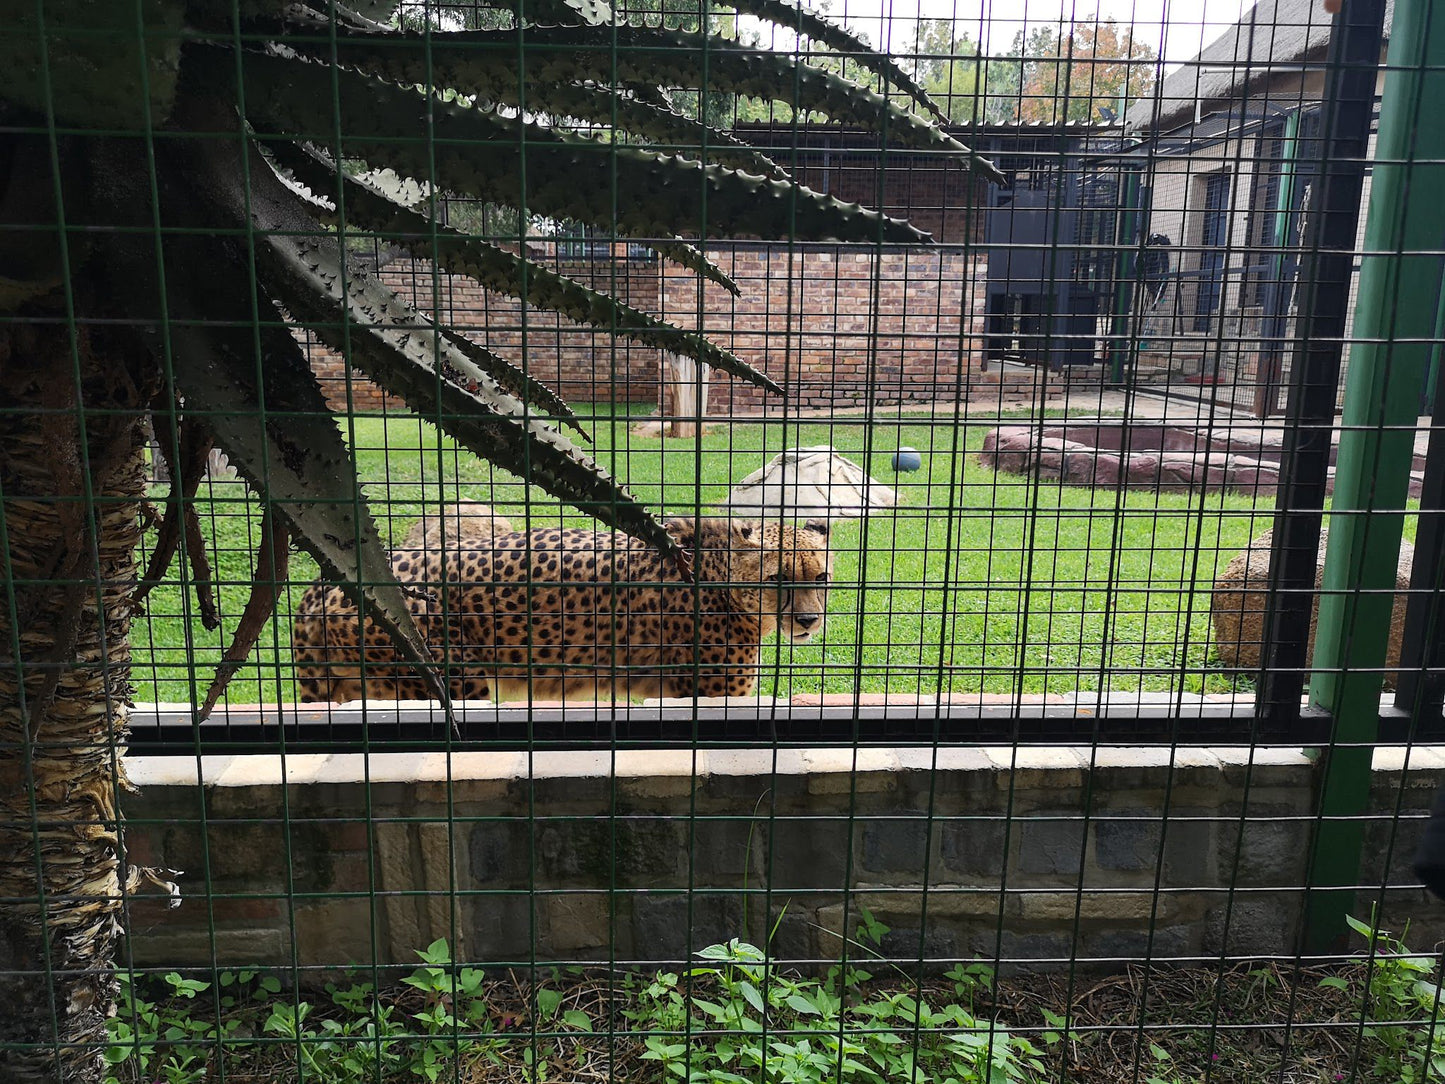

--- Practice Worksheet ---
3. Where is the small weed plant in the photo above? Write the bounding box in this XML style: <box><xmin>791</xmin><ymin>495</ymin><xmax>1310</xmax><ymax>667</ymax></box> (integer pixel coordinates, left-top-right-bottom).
<box><xmin>103</xmin><ymin>912</ymin><xmax>1060</xmax><ymax>1084</ymax></box>
<box><xmin>1321</xmin><ymin>913</ymin><xmax>1445</xmax><ymax>1084</ymax></box>
<box><xmin>628</xmin><ymin>913</ymin><xmax>1062</xmax><ymax>1084</ymax></box>
<box><xmin>104</xmin><ymin>939</ymin><xmax>594</xmax><ymax>1084</ymax></box>
<box><xmin>103</xmin><ymin>910</ymin><xmax>1445</xmax><ymax>1084</ymax></box>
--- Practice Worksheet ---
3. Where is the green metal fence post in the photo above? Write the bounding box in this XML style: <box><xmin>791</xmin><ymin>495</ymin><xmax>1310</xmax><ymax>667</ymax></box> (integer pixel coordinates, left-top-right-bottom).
<box><xmin>1252</xmin><ymin>109</ymin><xmax>1302</xmax><ymax>418</ymax></box>
<box><xmin>1303</xmin><ymin>0</ymin><xmax>1445</xmax><ymax>953</ymax></box>
<box><xmin>1108</xmin><ymin>164</ymin><xmax>1142</xmax><ymax>384</ymax></box>
<box><xmin>1270</xmin><ymin>109</ymin><xmax>1303</xmax><ymax>268</ymax></box>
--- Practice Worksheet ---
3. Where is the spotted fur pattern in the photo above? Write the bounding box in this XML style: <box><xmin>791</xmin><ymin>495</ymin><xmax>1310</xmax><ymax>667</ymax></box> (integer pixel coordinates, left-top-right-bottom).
<box><xmin>291</xmin><ymin>518</ymin><xmax>832</xmax><ymax>703</ymax></box>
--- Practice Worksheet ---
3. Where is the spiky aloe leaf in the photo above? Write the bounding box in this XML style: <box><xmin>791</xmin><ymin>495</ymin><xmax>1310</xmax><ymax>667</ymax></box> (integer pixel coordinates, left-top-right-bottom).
<box><xmin>498</xmin><ymin>0</ymin><xmax>613</xmax><ymax>26</ymax></box>
<box><xmin>257</xmin><ymin>145</ymin><xmax>589</xmax><ymax>430</ymax></box>
<box><xmin>272</xmin><ymin>25</ymin><xmax>986</xmax><ymax>166</ymax></box>
<box><xmin>97</xmin><ymin>247</ymin><xmax>456</xmax><ymax>720</ymax></box>
<box><xmin>185</xmin><ymin>131</ymin><xmax>682</xmax><ymax>559</ymax></box>
<box><xmin>190</xmin><ymin>0</ymin><xmax>412</xmax><ymax>30</ymax></box>
<box><xmin>343</xmin><ymin>0</ymin><xmax>404</xmax><ymax>20</ymax></box>
<box><xmin>441</xmin><ymin>325</ymin><xmax>590</xmax><ymax>439</ymax></box>
<box><xmin>258</xmin><ymin>227</ymin><xmax>680</xmax><ymax>553</ymax></box>
<box><xmin>172</xmin><ymin>319</ymin><xmax>454</xmax><ymax>722</ymax></box>
<box><xmin>232</xmin><ymin>50</ymin><xmax>940</xmax><ymax>243</ymax></box>
<box><xmin>135</xmin><ymin>416</ymin><xmax>221</xmax><ymax>630</ymax></box>
<box><xmin>726</xmin><ymin>0</ymin><xmax>946</xmax><ymax>123</ymax></box>
<box><xmin>199</xmin><ymin>507</ymin><xmax>289</xmax><ymax>717</ymax></box>
<box><xmin>82</xmin><ymin>130</ymin><xmax>458</xmax><ymax>720</ymax></box>
<box><xmin>630</xmin><ymin>238</ymin><xmax>739</xmax><ymax>295</ymax></box>
<box><xmin>252</xmin><ymin>180</ymin><xmax>589</xmax><ymax>435</ymax></box>
<box><xmin>497</xmin><ymin>80</ymin><xmax>788</xmax><ymax>180</ymax></box>
<box><xmin>262</xmin><ymin>157</ymin><xmax>590</xmax><ymax>435</ymax></box>
<box><xmin>0</xmin><ymin>0</ymin><xmax>183</xmax><ymax>129</ymax></box>
<box><xmin>265</xmin><ymin>140</ymin><xmax>779</xmax><ymax>393</ymax></box>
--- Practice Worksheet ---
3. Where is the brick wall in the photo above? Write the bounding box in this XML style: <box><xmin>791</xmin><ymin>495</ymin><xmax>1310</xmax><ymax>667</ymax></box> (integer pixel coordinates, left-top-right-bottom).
<box><xmin>777</xmin><ymin>158</ymin><xmax>986</xmax><ymax>245</ymax></box>
<box><xmin>661</xmin><ymin>245</ymin><xmax>986</xmax><ymax>415</ymax></box>
<box><xmin>308</xmin><ymin>249</ymin><xmax>665</xmax><ymax>413</ymax></box>
<box><xmin>308</xmin><ymin>245</ymin><xmax>988</xmax><ymax>419</ymax></box>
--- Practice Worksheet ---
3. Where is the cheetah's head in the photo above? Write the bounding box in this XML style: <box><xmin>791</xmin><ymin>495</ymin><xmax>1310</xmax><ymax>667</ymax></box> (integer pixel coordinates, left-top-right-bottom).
<box><xmin>665</xmin><ymin>517</ymin><xmax>834</xmax><ymax>642</ymax></box>
<box><xmin>731</xmin><ymin>519</ymin><xmax>832</xmax><ymax>644</ymax></box>
<box><xmin>763</xmin><ymin>519</ymin><xmax>833</xmax><ymax>643</ymax></box>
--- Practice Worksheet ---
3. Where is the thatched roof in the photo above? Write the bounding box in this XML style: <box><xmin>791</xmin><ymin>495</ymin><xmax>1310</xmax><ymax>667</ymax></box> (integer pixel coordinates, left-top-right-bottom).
<box><xmin>1125</xmin><ymin>0</ymin><xmax>1393</xmax><ymax>133</ymax></box>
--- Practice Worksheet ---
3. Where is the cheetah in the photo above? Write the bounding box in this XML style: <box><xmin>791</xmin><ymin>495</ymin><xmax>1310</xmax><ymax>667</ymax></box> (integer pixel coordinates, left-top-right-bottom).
<box><xmin>291</xmin><ymin>518</ymin><xmax>832</xmax><ymax>704</ymax></box>
<box><xmin>401</xmin><ymin>499</ymin><xmax>512</xmax><ymax>550</ymax></box>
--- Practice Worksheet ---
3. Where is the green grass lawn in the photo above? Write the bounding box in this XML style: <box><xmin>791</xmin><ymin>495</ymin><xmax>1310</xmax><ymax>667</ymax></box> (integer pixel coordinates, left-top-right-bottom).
<box><xmin>132</xmin><ymin>404</ymin><xmax>1280</xmax><ymax>706</ymax></box>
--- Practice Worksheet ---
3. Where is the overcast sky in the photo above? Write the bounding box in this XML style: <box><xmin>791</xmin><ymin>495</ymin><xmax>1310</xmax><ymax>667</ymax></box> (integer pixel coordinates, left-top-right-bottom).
<box><xmin>756</xmin><ymin>0</ymin><xmax>1262</xmax><ymax>68</ymax></box>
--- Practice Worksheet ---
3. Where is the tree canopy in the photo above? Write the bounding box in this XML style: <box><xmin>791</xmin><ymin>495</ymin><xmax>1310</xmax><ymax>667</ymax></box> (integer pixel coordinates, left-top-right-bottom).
<box><xmin>730</xmin><ymin>13</ymin><xmax>1158</xmax><ymax>128</ymax></box>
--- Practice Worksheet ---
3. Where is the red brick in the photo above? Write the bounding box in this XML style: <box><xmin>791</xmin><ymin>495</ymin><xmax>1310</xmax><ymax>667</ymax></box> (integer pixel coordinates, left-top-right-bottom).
<box><xmin>309</xmin><ymin>245</ymin><xmax>993</xmax><ymax>417</ymax></box>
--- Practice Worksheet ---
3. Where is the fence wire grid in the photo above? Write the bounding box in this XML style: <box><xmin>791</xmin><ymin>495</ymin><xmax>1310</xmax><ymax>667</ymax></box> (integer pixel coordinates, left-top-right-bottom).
<box><xmin>3</xmin><ymin>0</ymin><xmax>1445</xmax><ymax>1081</ymax></box>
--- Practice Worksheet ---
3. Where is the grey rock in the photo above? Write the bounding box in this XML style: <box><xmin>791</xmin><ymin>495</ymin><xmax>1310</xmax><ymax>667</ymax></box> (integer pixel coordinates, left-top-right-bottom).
<box><xmin>723</xmin><ymin>446</ymin><xmax>898</xmax><ymax>521</ymax></box>
<box><xmin>1016</xmin><ymin>820</ymin><xmax>1086</xmax><ymax>877</ymax></box>
<box><xmin>938</xmin><ymin>819</ymin><xmax>1010</xmax><ymax>879</ymax></box>
<box><xmin>860</xmin><ymin>815</ymin><xmax>932</xmax><ymax>876</ymax></box>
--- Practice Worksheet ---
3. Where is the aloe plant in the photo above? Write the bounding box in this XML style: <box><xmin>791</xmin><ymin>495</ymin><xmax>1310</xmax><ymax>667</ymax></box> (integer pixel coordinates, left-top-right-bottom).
<box><xmin>0</xmin><ymin>1</ymin><xmax>996</xmax><ymax>1078</ymax></box>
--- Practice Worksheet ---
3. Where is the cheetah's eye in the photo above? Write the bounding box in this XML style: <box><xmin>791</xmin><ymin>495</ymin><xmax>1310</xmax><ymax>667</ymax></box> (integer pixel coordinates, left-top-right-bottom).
<box><xmin>816</xmin><ymin>573</ymin><xmax>830</xmax><ymax>584</ymax></box>
<box><xmin>768</xmin><ymin>572</ymin><xmax>783</xmax><ymax>583</ymax></box>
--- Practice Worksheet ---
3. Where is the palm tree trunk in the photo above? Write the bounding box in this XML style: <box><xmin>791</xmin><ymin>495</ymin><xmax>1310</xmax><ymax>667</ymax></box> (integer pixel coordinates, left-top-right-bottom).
<box><xmin>1</xmin><ymin>319</ymin><xmax>151</xmax><ymax>1082</ymax></box>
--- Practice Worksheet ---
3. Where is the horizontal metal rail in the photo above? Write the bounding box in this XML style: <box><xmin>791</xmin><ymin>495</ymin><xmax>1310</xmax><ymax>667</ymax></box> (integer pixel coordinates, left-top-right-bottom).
<box><xmin>119</xmin><ymin>698</ymin><xmax>1410</xmax><ymax>753</ymax></box>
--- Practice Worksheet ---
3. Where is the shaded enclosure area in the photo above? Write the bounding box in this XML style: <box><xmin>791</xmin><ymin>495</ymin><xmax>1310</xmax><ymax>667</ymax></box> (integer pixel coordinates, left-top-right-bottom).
<box><xmin>5</xmin><ymin>1</ymin><xmax>1445</xmax><ymax>1083</ymax></box>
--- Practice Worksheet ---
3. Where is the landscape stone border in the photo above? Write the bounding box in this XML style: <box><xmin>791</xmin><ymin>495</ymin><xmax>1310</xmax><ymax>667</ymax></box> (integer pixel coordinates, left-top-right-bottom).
<box><xmin>980</xmin><ymin>422</ymin><xmax>1428</xmax><ymax>498</ymax></box>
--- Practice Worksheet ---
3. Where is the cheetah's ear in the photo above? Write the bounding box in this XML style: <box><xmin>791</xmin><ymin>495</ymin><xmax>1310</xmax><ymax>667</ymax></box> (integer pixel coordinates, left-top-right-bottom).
<box><xmin>730</xmin><ymin>521</ymin><xmax>762</xmax><ymax>549</ymax></box>
<box><xmin>804</xmin><ymin>518</ymin><xmax>831</xmax><ymax>541</ymax></box>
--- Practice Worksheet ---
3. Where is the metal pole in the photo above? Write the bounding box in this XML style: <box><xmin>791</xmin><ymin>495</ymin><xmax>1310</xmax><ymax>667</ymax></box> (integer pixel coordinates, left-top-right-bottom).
<box><xmin>1393</xmin><ymin>380</ymin><xmax>1445</xmax><ymax>720</ymax></box>
<box><xmin>1258</xmin><ymin>0</ymin><xmax>1387</xmax><ymax>724</ymax></box>
<box><xmin>1108</xmin><ymin>164</ymin><xmax>1142</xmax><ymax>384</ymax></box>
<box><xmin>1252</xmin><ymin>108</ymin><xmax>1302</xmax><ymax>419</ymax></box>
<box><xmin>1302</xmin><ymin>0</ymin><xmax>1445</xmax><ymax>953</ymax></box>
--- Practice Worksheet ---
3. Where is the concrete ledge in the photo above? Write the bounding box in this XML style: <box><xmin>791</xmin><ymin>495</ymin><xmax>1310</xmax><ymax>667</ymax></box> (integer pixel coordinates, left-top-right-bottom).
<box><xmin>120</xmin><ymin>704</ymin><xmax>1442</xmax><ymax>975</ymax></box>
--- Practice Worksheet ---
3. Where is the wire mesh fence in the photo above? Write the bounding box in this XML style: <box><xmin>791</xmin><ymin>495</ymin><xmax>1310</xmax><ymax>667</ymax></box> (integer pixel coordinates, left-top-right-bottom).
<box><xmin>3</xmin><ymin>0</ymin><xmax>1445</xmax><ymax>1081</ymax></box>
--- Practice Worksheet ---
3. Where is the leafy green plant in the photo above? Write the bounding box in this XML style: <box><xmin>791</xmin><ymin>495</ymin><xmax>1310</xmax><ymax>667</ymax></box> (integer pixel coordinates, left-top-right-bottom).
<box><xmin>1142</xmin><ymin>1040</ymin><xmax>1186</xmax><ymax>1084</ymax></box>
<box><xmin>100</xmin><ymin>916</ymin><xmax>1445</xmax><ymax>1084</ymax></box>
<box><xmin>105</xmin><ymin>970</ymin><xmax>262</xmax><ymax>1084</ymax></box>
<box><xmin>943</xmin><ymin>962</ymin><xmax>999</xmax><ymax>1015</ymax></box>
<box><xmin>1322</xmin><ymin>913</ymin><xmax>1445</xmax><ymax>1084</ymax></box>
<box><xmin>98</xmin><ymin>926</ymin><xmax>1093</xmax><ymax>1084</ymax></box>
<box><xmin>634</xmin><ymin>929</ymin><xmax>1053</xmax><ymax>1084</ymax></box>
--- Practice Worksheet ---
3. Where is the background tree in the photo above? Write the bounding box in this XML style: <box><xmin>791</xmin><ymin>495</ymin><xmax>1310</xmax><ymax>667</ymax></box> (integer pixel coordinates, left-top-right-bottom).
<box><xmin>737</xmin><ymin>15</ymin><xmax>1157</xmax><ymax>128</ymax></box>
<box><xmin>1017</xmin><ymin>19</ymin><xmax>1157</xmax><ymax>124</ymax></box>
<box><xmin>910</xmin><ymin>18</ymin><xmax>984</xmax><ymax>123</ymax></box>
<box><xmin>0</xmin><ymin>1</ymin><xmax>998</xmax><ymax>1079</ymax></box>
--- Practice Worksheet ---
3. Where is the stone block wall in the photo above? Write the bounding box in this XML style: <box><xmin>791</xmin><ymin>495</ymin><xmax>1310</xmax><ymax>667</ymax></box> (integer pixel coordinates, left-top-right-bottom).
<box><xmin>120</xmin><ymin>730</ymin><xmax>1442</xmax><ymax>979</ymax></box>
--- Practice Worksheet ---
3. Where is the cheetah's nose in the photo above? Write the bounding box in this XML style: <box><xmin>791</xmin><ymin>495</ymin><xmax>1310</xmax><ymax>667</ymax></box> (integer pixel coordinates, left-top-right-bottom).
<box><xmin>795</xmin><ymin>613</ymin><xmax>821</xmax><ymax>629</ymax></box>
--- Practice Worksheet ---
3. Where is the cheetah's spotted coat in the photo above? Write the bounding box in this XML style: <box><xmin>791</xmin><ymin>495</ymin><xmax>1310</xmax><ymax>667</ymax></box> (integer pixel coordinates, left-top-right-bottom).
<box><xmin>291</xmin><ymin>518</ymin><xmax>832</xmax><ymax>703</ymax></box>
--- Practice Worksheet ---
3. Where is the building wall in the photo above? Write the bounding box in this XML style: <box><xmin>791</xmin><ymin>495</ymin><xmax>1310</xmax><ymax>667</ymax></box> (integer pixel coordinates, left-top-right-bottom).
<box><xmin>1141</xmin><ymin>68</ymin><xmax>1384</xmax><ymax>354</ymax></box>
<box><xmin>661</xmin><ymin>245</ymin><xmax>986</xmax><ymax>415</ymax></box>
<box><xmin>308</xmin><ymin>250</ymin><xmax>666</xmax><ymax>414</ymax></box>
<box><xmin>308</xmin><ymin>246</ymin><xmax>991</xmax><ymax>418</ymax></box>
<box><xmin>778</xmin><ymin>157</ymin><xmax>987</xmax><ymax>245</ymax></box>
<box><xmin>1140</xmin><ymin>134</ymin><xmax>1262</xmax><ymax>330</ymax></box>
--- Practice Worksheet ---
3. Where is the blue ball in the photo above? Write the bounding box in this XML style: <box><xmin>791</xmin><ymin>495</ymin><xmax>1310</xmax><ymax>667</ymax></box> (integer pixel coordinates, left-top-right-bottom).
<box><xmin>892</xmin><ymin>447</ymin><xmax>923</xmax><ymax>472</ymax></box>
